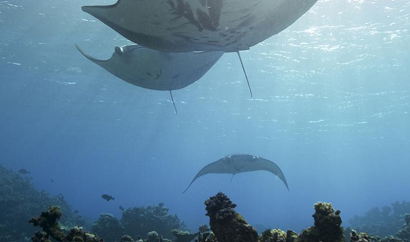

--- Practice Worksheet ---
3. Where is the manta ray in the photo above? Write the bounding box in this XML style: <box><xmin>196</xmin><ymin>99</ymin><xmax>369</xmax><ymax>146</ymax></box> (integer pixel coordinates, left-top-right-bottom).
<box><xmin>183</xmin><ymin>154</ymin><xmax>289</xmax><ymax>193</ymax></box>
<box><xmin>81</xmin><ymin>0</ymin><xmax>318</xmax><ymax>53</ymax></box>
<box><xmin>76</xmin><ymin>44</ymin><xmax>223</xmax><ymax>113</ymax></box>
<box><xmin>81</xmin><ymin>0</ymin><xmax>318</xmax><ymax>97</ymax></box>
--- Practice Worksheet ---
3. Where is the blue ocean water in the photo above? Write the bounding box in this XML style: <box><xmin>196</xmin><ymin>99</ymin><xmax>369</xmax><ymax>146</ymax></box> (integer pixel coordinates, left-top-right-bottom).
<box><xmin>0</xmin><ymin>0</ymin><xmax>409</xmax><ymax>234</ymax></box>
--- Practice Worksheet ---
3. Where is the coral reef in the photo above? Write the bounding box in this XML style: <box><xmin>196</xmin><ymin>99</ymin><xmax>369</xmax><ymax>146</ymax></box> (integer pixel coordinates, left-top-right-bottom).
<box><xmin>197</xmin><ymin>232</ymin><xmax>217</xmax><ymax>242</ymax></box>
<box><xmin>349</xmin><ymin>201</ymin><xmax>410</xmax><ymax>237</ymax></box>
<box><xmin>0</xmin><ymin>165</ymin><xmax>87</xmax><ymax>242</ymax></box>
<box><xmin>29</xmin><ymin>206</ymin><xmax>102</xmax><ymax>242</ymax></box>
<box><xmin>171</xmin><ymin>229</ymin><xmax>198</xmax><ymax>242</ymax></box>
<box><xmin>87</xmin><ymin>203</ymin><xmax>184</xmax><ymax>242</ymax></box>
<box><xmin>396</xmin><ymin>214</ymin><xmax>410</xmax><ymax>241</ymax></box>
<box><xmin>260</xmin><ymin>229</ymin><xmax>286</xmax><ymax>242</ymax></box>
<box><xmin>198</xmin><ymin>224</ymin><xmax>211</xmax><ymax>233</ymax></box>
<box><xmin>121</xmin><ymin>203</ymin><xmax>184</xmax><ymax>239</ymax></box>
<box><xmin>121</xmin><ymin>235</ymin><xmax>134</xmax><ymax>242</ymax></box>
<box><xmin>205</xmin><ymin>192</ymin><xmax>259</xmax><ymax>242</ymax></box>
<box><xmin>298</xmin><ymin>202</ymin><xmax>344</xmax><ymax>242</ymax></box>
<box><xmin>147</xmin><ymin>231</ymin><xmax>160</xmax><ymax>242</ymax></box>
<box><xmin>259</xmin><ymin>229</ymin><xmax>298</xmax><ymax>242</ymax></box>
<box><xmin>349</xmin><ymin>230</ymin><xmax>406</xmax><ymax>242</ymax></box>
<box><xmin>92</xmin><ymin>213</ymin><xmax>123</xmax><ymax>242</ymax></box>
<box><xmin>350</xmin><ymin>230</ymin><xmax>373</xmax><ymax>242</ymax></box>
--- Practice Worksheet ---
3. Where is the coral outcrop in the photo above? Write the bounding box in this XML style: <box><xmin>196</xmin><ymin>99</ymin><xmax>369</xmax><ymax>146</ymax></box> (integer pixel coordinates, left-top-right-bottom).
<box><xmin>29</xmin><ymin>206</ymin><xmax>102</xmax><ymax>242</ymax></box>
<box><xmin>260</xmin><ymin>229</ymin><xmax>286</xmax><ymax>242</ymax></box>
<box><xmin>121</xmin><ymin>203</ymin><xmax>183</xmax><ymax>239</ymax></box>
<box><xmin>259</xmin><ymin>229</ymin><xmax>298</xmax><ymax>242</ymax></box>
<box><xmin>298</xmin><ymin>202</ymin><xmax>344</xmax><ymax>242</ymax></box>
<box><xmin>205</xmin><ymin>192</ymin><xmax>259</xmax><ymax>242</ymax></box>
<box><xmin>349</xmin><ymin>230</ymin><xmax>406</xmax><ymax>242</ymax></box>
<box><xmin>0</xmin><ymin>165</ymin><xmax>87</xmax><ymax>242</ymax></box>
<box><xmin>92</xmin><ymin>213</ymin><xmax>123</xmax><ymax>242</ymax></box>
<box><xmin>396</xmin><ymin>214</ymin><xmax>410</xmax><ymax>241</ymax></box>
<box><xmin>198</xmin><ymin>224</ymin><xmax>211</xmax><ymax>233</ymax></box>
<box><xmin>349</xmin><ymin>201</ymin><xmax>410</xmax><ymax>237</ymax></box>
<box><xmin>171</xmin><ymin>229</ymin><xmax>198</xmax><ymax>242</ymax></box>
<box><xmin>350</xmin><ymin>230</ymin><xmax>373</xmax><ymax>242</ymax></box>
<box><xmin>147</xmin><ymin>231</ymin><xmax>160</xmax><ymax>242</ymax></box>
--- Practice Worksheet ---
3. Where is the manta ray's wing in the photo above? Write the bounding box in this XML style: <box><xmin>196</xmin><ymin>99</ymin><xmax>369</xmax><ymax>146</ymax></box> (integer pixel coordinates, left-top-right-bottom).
<box><xmin>183</xmin><ymin>159</ymin><xmax>228</xmax><ymax>193</ymax></box>
<box><xmin>252</xmin><ymin>157</ymin><xmax>290</xmax><ymax>191</ymax></box>
<box><xmin>81</xmin><ymin>0</ymin><xmax>318</xmax><ymax>52</ymax></box>
<box><xmin>76</xmin><ymin>44</ymin><xmax>223</xmax><ymax>91</ymax></box>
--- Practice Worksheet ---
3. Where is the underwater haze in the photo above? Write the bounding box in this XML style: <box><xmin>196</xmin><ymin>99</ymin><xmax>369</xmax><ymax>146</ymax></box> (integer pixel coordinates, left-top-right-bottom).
<box><xmin>0</xmin><ymin>0</ymin><xmax>410</xmax><ymax>235</ymax></box>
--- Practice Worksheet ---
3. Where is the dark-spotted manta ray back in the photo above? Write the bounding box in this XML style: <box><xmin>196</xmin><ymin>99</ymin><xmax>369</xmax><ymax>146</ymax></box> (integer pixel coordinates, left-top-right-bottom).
<box><xmin>81</xmin><ymin>0</ymin><xmax>319</xmax><ymax>52</ymax></box>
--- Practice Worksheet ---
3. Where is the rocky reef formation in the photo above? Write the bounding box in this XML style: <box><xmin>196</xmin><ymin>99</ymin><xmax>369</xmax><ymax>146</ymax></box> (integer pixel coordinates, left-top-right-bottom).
<box><xmin>90</xmin><ymin>203</ymin><xmax>184</xmax><ymax>242</ymax></box>
<box><xmin>121</xmin><ymin>203</ymin><xmax>183</xmax><ymax>240</ymax></box>
<box><xmin>29</xmin><ymin>206</ymin><xmax>102</xmax><ymax>242</ymax></box>
<box><xmin>92</xmin><ymin>214</ymin><xmax>123</xmax><ymax>242</ymax></box>
<box><xmin>349</xmin><ymin>201</ymin><xmax>410</xmax><ymax>237</ymax></box>
<box><xmin>170</xmin><ymin>229</ymin><xmax>198</xmax><ymax>242</ymax></box>
<box><xmin>12</xmin><ymin>182</ymin><xmax>410</xmax><ymax>242</ymax></box>
<box><xmin>396</xmin><ymin>214</ymin><xmax>410</xmax><ymax>242</ymax></box>
<box><xmin>0</xmin><ymin>165</ymin><xmax>87</xmax><ymax>242</ymax></box>
<box><xmin>205</xmin><ymin>192</ymin><xmax>259</xmax><ymax>242</ymax></box>
<box><xmin>259</xmin><ymin>229</ymin><xmax>298</xmax><ymax>242</ymax></box>
<box><xmin>298</xmin><ymin>202</ymin><xmax>344</xmax><ymax>242</ymax></box>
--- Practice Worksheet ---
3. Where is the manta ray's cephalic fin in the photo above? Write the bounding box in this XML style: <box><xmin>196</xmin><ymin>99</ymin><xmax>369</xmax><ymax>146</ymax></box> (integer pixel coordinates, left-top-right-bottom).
<box><xmin>237</xmin><ymin>51</ymin><xmax>253</xmax><ymax>98</ymax></box>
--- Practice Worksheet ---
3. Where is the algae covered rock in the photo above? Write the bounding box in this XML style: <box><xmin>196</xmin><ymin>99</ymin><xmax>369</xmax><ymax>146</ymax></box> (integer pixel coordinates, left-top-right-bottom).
<box><xmin>171</xmin><ymin>229</ymin><xmax>198</xmax><ymax>242</ymax></box>
<box><xmin>350</xmin><ymin>230</ymin><xmax>373</xmax><ymax>242</ymax></box>
<box><xmin>259</xmin><ymin>229</ymin><xmax>286</xmax><ymax>242</ymax></box>
<box><xmin>205</xmin><ymin>192</ymin><xmax>258</xmax><ymax>242</ymax></box>
<box><xmin>259</xmin><ymin>229</ymin><xmax>298</xmax><ymax>242</ymax></box>
<box><xmin>121</xmin><ymin>235</ymin><xmax>134</xmax><ymax>242</ymax></box>
<box><xmin>29</xmin><ymin>206</ymin><xmax>102</xmax><ymax>242</ymax></box>
<box><xmin>298</xmin><ymin>202</ymin><xmax>344</xmax><ymax>242</ymax></box>
<box><xmin>147</xmin><ymin>231</ymin><xmax>160</xmax><ymax>242</ymax></box>
<box><xmin>285</xmin><ymin>230</ymin><xmax>298</xmax><ymax>242</ymax></box>
<box><xmin>29</xmin><ymin>206</ymin><xmax>66</xmax><ymax>241</ymax></box>
<box><xmin>198</xmin><ymin>224</ymin><xmax>211</xmax><ymax>233</ymax></box>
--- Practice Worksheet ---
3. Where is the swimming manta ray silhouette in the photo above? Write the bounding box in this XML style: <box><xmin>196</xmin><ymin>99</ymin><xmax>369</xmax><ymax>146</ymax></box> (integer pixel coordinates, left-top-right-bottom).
<box><xmin>183</xmin><ymin>154</ymin><xmax>290</xmax><ymax>193</ymax></box>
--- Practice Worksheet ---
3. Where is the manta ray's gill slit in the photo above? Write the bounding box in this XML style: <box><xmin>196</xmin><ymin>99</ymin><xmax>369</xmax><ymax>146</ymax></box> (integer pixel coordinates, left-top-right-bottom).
<box><xmin>169</xmin><ymin>90</ymin><xmax>178</xmax><ymax>114</ymax></box>
<box><xmin>236</xmin><ymin>51</ymin><xmax>253</xmax><ymax>98</ymax></box>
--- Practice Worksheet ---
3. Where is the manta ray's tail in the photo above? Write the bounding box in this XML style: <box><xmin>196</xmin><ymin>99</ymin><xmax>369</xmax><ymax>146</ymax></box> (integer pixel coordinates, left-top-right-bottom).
<box><xmin>237</xmin><ymin>51</ymin><xmax>253</xmax><ymax>98</ymax></box>
<box><xmin>182</xmin><ymin>181</ymin><xmax>194</xmax><ymax>194</ymax></box>
<box><xmin>169</xmin><ymin>91</ymin><xmax>178</xmax><ymax>114</ymax></box>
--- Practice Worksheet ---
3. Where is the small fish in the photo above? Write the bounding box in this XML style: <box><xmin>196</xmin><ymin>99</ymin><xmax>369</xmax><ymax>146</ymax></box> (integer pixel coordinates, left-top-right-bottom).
<box><xmin>119</xmin><ymin>206</ymin><xmax>124</xmax><ymax>211</ymax></box>
<box><xmin>102</xmin><ymin>194</ymin><xmax>115</xmax><ymax>201</ymax></box>
<box><xmin>18</xmin><ymin>169</ymin><xmax>30</xmax><ymax>175</ymax></box>
<box><xmin>50</xmin><ymin>179</ymin><xmax>54</xmax><ymax>183</ymax></box>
